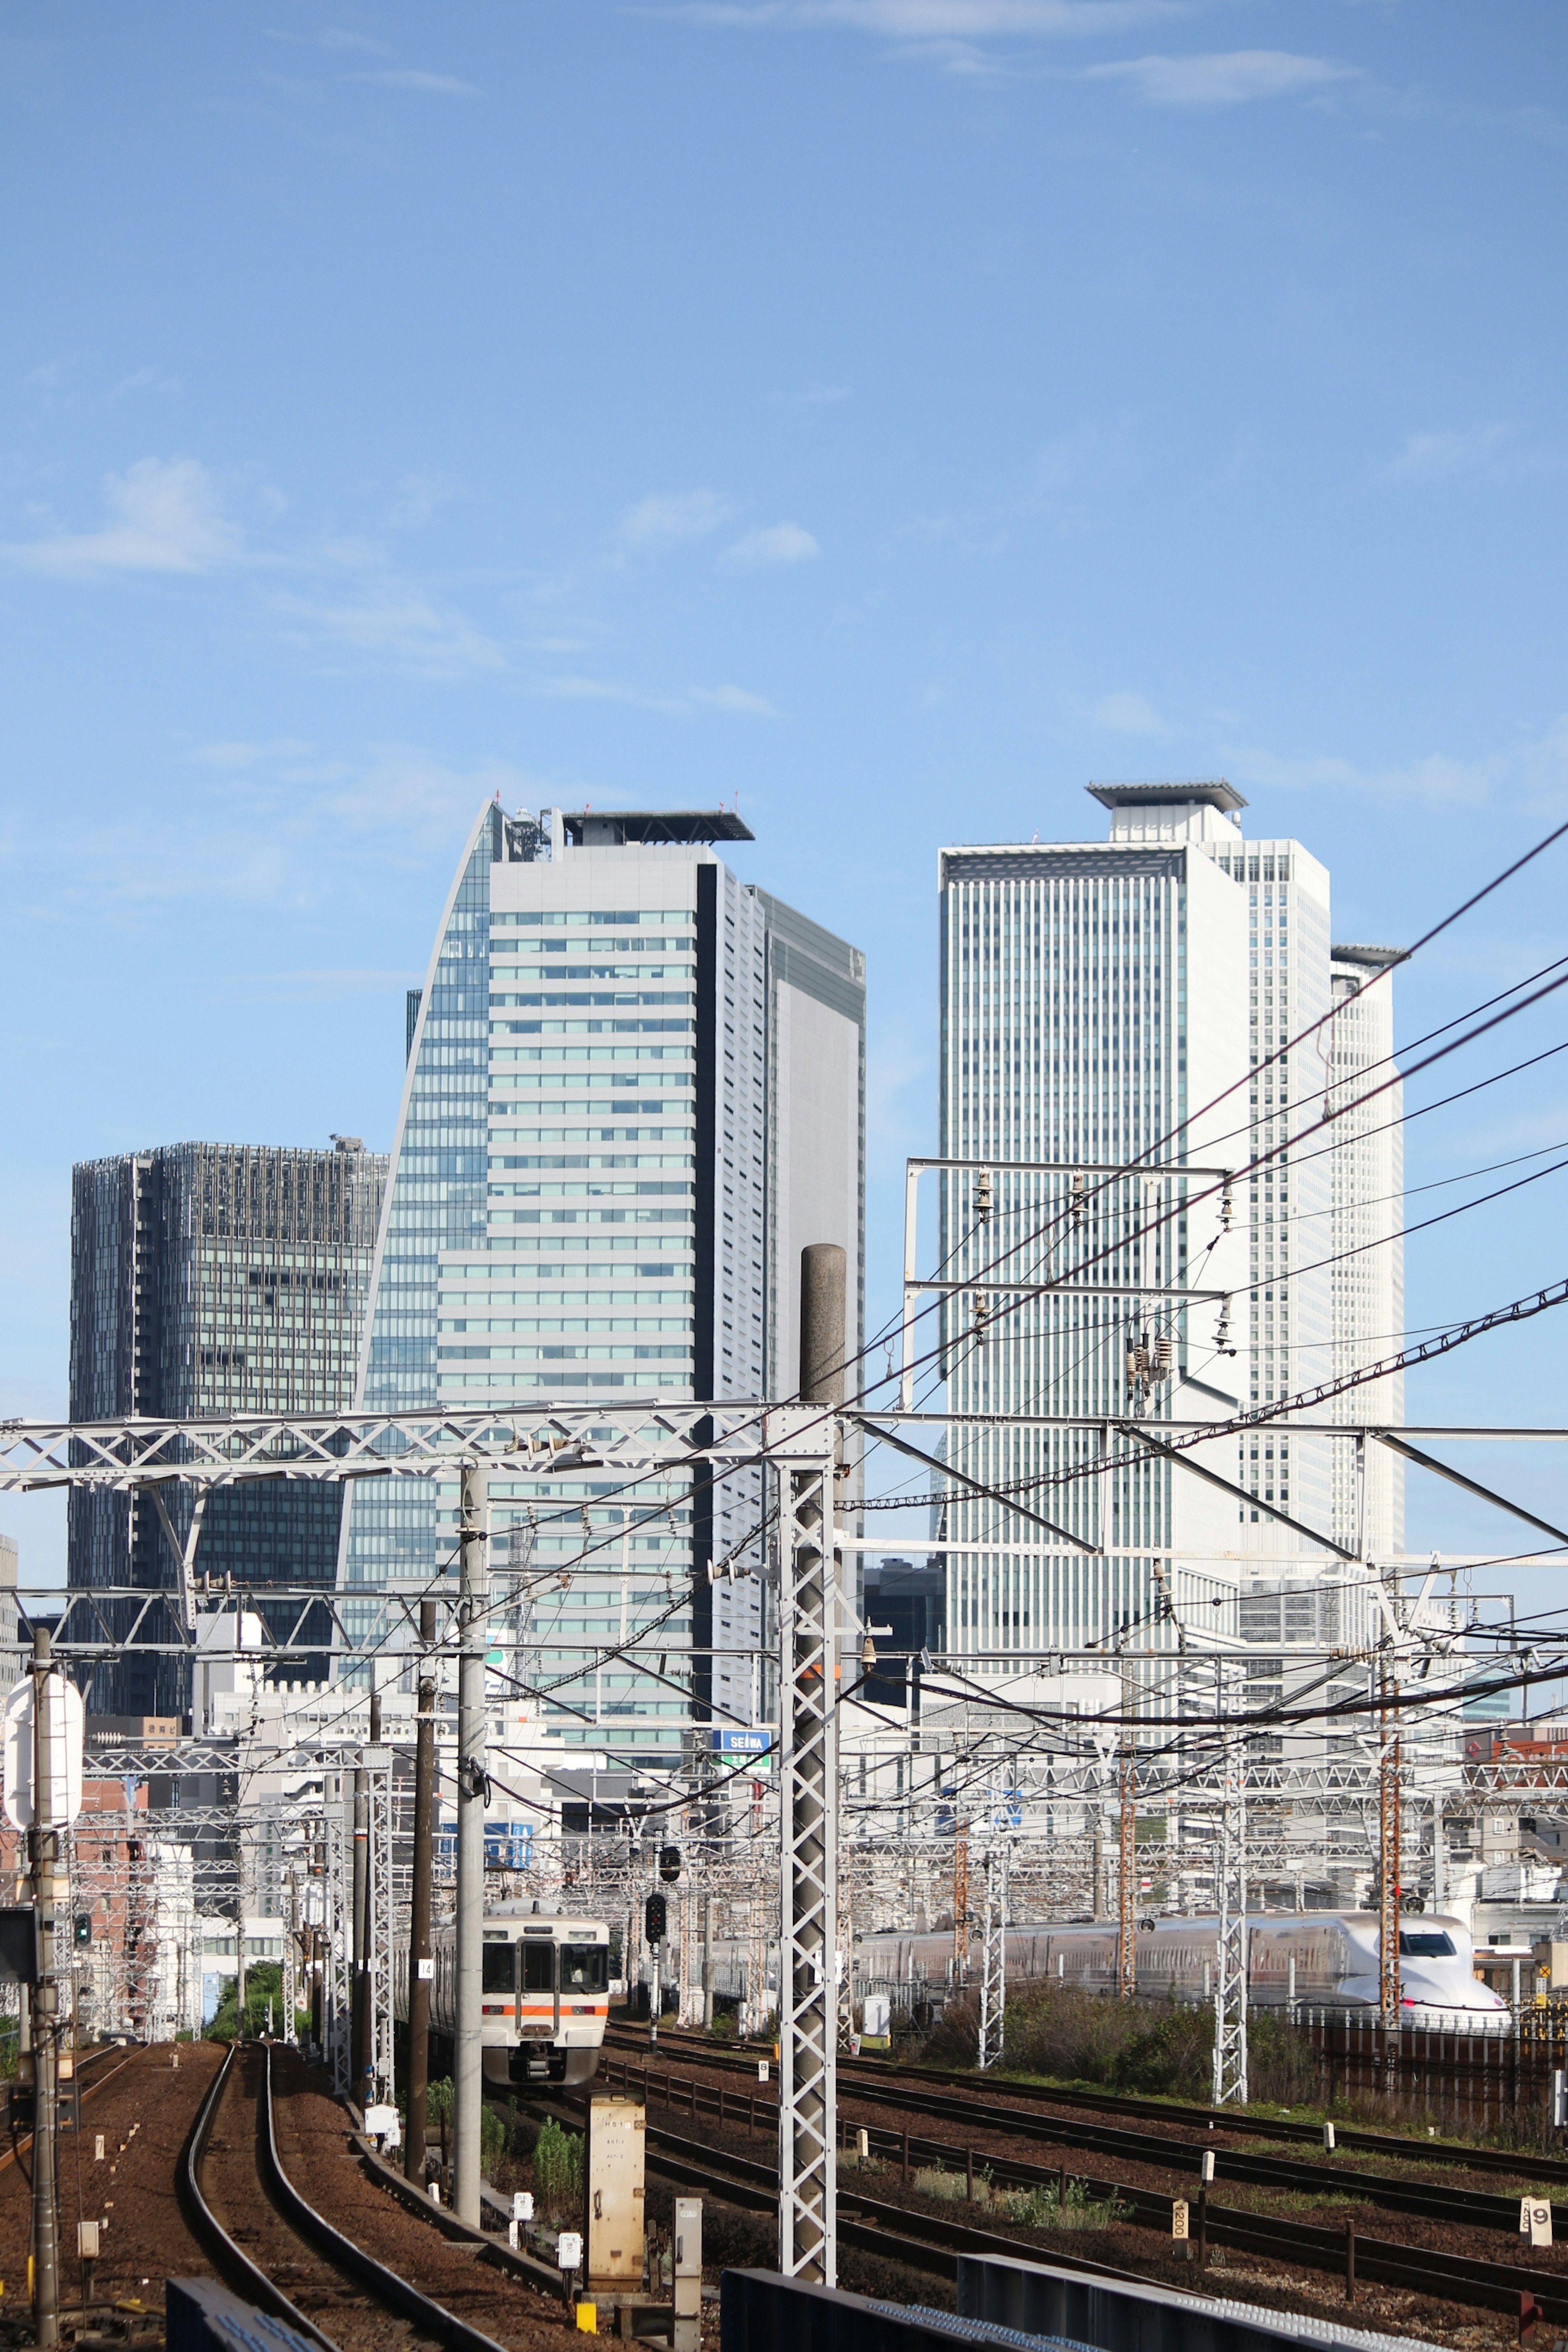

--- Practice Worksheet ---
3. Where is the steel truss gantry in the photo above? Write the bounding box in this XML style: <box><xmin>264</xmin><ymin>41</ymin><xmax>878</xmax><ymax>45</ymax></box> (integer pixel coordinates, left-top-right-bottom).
<box><xmin>774</xmin><ymin>1404</ymin><xmax>840</xmax><ymax>2286</ymax></box>
<box><xmin>977</xmin><ymin>1845</ymin><xmax>1007</xmax><ymax>2072</ymax></box>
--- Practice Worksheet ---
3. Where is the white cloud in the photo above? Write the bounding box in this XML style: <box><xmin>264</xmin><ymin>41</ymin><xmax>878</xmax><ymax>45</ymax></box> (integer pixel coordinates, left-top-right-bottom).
<box><xmin>724</xmin><ymin>521</ymin><xmax>821</xmax><ymax>568</ymax></box>
<box><xmin>1385</xmin><ymin>424</ymin><xmax>1562</xmax><ymax>483</ymax></box>
<box><xmin>538</xmin><ymin>673</ymin><xmax>780</xmax><ymax>717</ymax></box>
<box><xmin>1085</xmin><ymin>50</ymin><xmax>1355</xmax><ymax>106</ymax></box>
<box><xmin>358</xmin><ymin>69</ymin><xmax>482</xmax><ymax>95</ymax></box>
<box><xmin>5</xmin><ymin>457</ymin><xmax>241</xmax><ymax>577</ymax></box>
<box><xmin>384</xmin><ymin>470</ymin><xmax>466</xmax><ymax>529</ymax></box>
<box><xmin>275</xmin><ymin>589</ymin><xmax>505</xmax><ymax>678</ymax></box>
<box><xmin>328</xmin><ymin>751</ymin><xmax>530</xmax><ymax>845</ymax></box>
<box><xmin>675</xmin><ymin>2</ymin><xmax>1175</xmax><ymax>32</ymax></box>
<box><xmin>265</xmin><ymin>26</ymin><xmax>381</xmax><ymax>49</ymax></box>
<box><xmin>689</xmin><ymin>683</ymin><xmax>780</xmax><ymax>716</ymax></box>
<box><xmin>1091</xmin><ymin>689</ymin><xmax>1165</xmax><ymax>735</ymax></box>
<box><xmin>619</xmin><ymin>490</ymin><xmax>730</xmax><ymax>547</ymax></box>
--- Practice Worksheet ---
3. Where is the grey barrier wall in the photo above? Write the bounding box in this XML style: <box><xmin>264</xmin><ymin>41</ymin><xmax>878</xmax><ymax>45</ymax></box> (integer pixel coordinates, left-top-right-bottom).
<box><xmin>719</xmin><ymin>2260</ymin><xmax>1428</xmax><ymax>2352</ymax></box>
<box><xmin>958</xmin><ymin>2253</ymin><xmax>1427</xmax><ymax>2352</ymax></box>
<box><xmin>166</xmin><ymin>2278</ymin><xmax>323</xmax><ymax>2352</ymax></box>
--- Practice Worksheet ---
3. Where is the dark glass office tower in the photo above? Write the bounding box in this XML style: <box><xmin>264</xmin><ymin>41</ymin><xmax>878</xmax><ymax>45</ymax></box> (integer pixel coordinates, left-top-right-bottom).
<box><xmin>69</xmin><ymin>1139</ymin><xmax>388</xmax><ymax>1715</ymax></box>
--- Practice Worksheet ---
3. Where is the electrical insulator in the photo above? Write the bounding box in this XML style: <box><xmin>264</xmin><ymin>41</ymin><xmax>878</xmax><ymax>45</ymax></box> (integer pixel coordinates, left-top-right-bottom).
<box><xmin>1220</xmin><ymin>1181</ymin><xmax>1234</xmax><ymax>1233</ymax></box>
<box><xmin>975</xmin><ymin>1170</ymin><xmax>993</xmax><ymax>1225</ymax></box>
<box><xmin>971</xmin><ymin>1291</ymin><xmax>989</xmax><ymax>1343</ymax></box>
<box><xmin>1154</xmin><ymin>1332</ymin><xmax>1174</xmax><ymax>1377</ymax></box>
<box><xmin>1070</xmin><ymin>1171</ymin><xmax>1085</xmax><ymax>1227</ymax></box>
<box><xmin>1214</xmin><ymin>1304</ymin><xmax>1234</xmax><ymax>1356</ymax></box>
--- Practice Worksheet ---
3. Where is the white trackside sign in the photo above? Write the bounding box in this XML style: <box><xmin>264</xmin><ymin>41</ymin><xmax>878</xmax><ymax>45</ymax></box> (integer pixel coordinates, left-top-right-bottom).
<box><xmin>2</xmin><ymin>1675</ymin><xmax>85</xmax><ymax>1830</ymax></box>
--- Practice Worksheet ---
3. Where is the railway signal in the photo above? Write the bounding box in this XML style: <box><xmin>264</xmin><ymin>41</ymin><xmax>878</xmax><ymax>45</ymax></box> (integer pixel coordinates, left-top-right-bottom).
<box><xmin>645</xmin><ymin>1892</ymin><xmax>668</xmax><ymax>1945</ymax></box>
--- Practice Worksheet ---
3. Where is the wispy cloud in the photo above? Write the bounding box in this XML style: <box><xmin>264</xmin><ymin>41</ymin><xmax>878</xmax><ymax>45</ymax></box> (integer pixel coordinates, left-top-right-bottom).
<box><xmin>673</xmin><ymin>2</ymin><xmax>1177</xmax><ymax>32</ymax></box>
<box><xmin>274</xmin><ymin>588</ymin><xmax>505</xmax><ymax>677</ymax></box>
<box><xmin>357</xmin><ymin>69</ymin><xmax>481</xmax><ymax>96</ymax></box>
<box><xmin>4</xmin><ymin>457</ymin><xmax>241</xmax><ymax>577</ymax></box>
<box><xmin>1090</xmin><ymin>689</ymin><xmax>1165</xmax><ymax>735</ymax></box>
<box><xmin>689</xmin><ymin>683</ymin><xmax>780</xmax><ymax>715</ymax></box>
<box><xmin>1386</xmin><ymin>423</ymin><xmax>1564</xmax><ymax>484</ymax></box>
<box><xmin>619</xmin><ymin>489</ymin><xmax>731</xmax><ymax>547</ymax></box>
<box><xmin>539</xmin><ymin>673</ymin><xmax>780</xmax><ymax>718</ymax></box>
<box><xmin>384</xmin><ymin>470</ymin><xmax>466</xmax><ymax>529</ymax></box>
<box><xmin>724</xmin><ymin>521</ymin><xmax>821</xmax><ymax>567</ymax></box>
<box><xmin>1225</xmin><ymin>721</ymin><xmax>1568</xmax><ymax>811</ymax></box>
<box><xmin>1084</xmin><ymin>50</ymin><xmax>1355</xmax><ymax>106</ymax></box>
<box><xmin>265</xmin><ymin>25</ymin><xmax>381</xmax><ymax>49</ymax></box>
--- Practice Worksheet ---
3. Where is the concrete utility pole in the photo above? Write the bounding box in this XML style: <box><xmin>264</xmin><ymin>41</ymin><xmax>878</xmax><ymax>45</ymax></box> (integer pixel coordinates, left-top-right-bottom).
<box><xmin>405</xmin><ymin>1599</ymin><xmax>437</xmax><ymax>2185</ymax></box>
<box><xmin>778</xmin><ymin>1243</ymin><xmax>844</xmax><ymax>2285</ymax></box>
<box><xmin>31</xmin><ymin>1629</ymin><xmax>60</xmax><ymax>2350</ymax></box>
<box><xmin>453</xmin><ymin>1462</ymin><xmax>489</xmax><ymax>2226</ymax></box>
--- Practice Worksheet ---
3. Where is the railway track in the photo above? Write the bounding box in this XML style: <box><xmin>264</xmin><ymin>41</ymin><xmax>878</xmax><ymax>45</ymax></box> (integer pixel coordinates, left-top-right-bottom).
<box><xmin>184</xmin><ymin>2042</ymin><xmax>513</xmax><ymax>2352</ymax></box>
<box><xmin>605</xmin><ymin>2046</ymin><xmax>1568</xmax><ymax>2239</ymax></box>
<box><xmin>606</xmin><ymin>2020</ymin><xmax>1568</xmax><ymax>2187</ymax></box>
<box><xmin>587</xmin><ymin>2044</ymin><xmax>1568</xmax><ymax>2330</ymax></box>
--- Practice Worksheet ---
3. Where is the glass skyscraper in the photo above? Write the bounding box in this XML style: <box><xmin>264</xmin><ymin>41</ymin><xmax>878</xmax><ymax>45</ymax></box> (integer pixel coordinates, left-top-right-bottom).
<box><xmin>341</xmin><ymin>803</ymin><xmax>865</xmax><ymax>1769</ymax></box>
<box><xmin>68</xmin><ymin>1138</ymin><xmax>388</xmax><ymax>1715</ymax></box>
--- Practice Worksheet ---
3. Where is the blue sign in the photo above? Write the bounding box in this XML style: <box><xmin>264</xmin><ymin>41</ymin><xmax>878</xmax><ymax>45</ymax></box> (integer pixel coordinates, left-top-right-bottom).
<box><xmin>710</xmin><ymin>1729</ymin><xmax>772</xmax><ymax>1757</ymax></box>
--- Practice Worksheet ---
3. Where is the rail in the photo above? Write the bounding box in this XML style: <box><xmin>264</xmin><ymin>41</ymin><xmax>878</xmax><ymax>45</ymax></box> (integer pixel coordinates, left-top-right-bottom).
<box><xmin>182</xmin><ymin>2042</ymin><xmax>514</xmax><ymax>2352</ymax></box>
<box><xmin>596</xmin><ymin>2048</ymin><xmax>1568</xmax><ymax>2328</ymax></box>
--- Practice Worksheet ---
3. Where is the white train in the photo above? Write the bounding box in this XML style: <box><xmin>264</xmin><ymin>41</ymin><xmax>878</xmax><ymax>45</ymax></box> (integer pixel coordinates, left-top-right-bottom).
<box><xmin>394</xmin><ymin>1904</ymin><xmax>610</xmax><ymax>2087</ymax></box>
<box><xmin>845</xmin><ymin>1912</ymin><xmax>1511</xmax><ymax>2032</ymax></box>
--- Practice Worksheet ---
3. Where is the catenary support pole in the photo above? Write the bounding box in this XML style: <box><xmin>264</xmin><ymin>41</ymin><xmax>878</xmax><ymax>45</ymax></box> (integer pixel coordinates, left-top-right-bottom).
<box><xmin>406</xmin><ymin>1599</ymin><xmax>437</xmax><ymax>2185</ymax></box>
<box><xmin>453</xmin><ymin>1461</ymin><xmax>489</xmax><ymax>2227</ymax></box>
<box><xmin>352</xmin><ymin>1761</ymin><xmax>369</xmax><ymax>2096</ymax></box>
<box><xmin>31</xmin><ymin>1628</ymin><xmax>59</xmax><ymax>2350</ymax></box>
<box><xmin>702</xmin><ymin>1892</ymin><xmax>714</xmax><ymax>2030</ymax></box>
<box><xmin>778</xmin><ymin>1243</ymin><xmax>844</xmax><ymax>2285</ymax></box>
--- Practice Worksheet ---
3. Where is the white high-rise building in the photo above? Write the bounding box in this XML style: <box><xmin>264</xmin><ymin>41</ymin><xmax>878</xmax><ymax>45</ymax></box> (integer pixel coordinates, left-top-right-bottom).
<box><xmin>1327</xmin><ymin>947</ymin><xmax>1405</xmax><ymax>1566</ymax></box>
<box><xmin>936</xmin><ymin>784</ymin><xmax>1252</xmax><ymax>1668</ymax></box>
<box><xmin>937</xmin><ymin>783</ymin><xmax>1405</xmax><ymax>1677</ymax></box>
<box><xmin>340</xmin><ymin>803</ymin><xmax>865</xmax><ymax>1769</ymax></box>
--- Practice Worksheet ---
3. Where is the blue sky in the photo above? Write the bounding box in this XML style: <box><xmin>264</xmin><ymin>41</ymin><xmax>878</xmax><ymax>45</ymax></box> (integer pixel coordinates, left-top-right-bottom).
<box><xmin>3</xmin><ymin>1</ymin><xmax>1568</xmax><ymax>1621</ymax></box>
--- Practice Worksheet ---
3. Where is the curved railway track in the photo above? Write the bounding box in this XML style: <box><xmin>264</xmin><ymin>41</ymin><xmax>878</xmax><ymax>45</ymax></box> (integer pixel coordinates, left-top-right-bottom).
<box><xmin>183</xmin><ymin>2043</ymin><xmax>512</xmax><ymax>2352</ymax></box>
<box><xmin>588</xmin><ymin>2038</ymin><xmax>1568</xmax><ymax>2330</ymax></box>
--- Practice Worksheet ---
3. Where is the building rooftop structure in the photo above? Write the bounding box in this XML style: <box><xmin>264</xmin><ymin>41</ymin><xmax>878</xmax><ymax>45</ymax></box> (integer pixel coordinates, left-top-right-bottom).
<box><xmin>1332</xmin><ymin>942</ymin><xmax>1408</xmax><ymax>970</ymax></box>
<box><xmin>1085</xmin><ymin>779</ymin><xmax>1247</xmax><ymax>814</ymax></box>
<box><xmin>561</xmin><ymin>809</ymin><xmax>755</xmax><ymax>846</ymax></box>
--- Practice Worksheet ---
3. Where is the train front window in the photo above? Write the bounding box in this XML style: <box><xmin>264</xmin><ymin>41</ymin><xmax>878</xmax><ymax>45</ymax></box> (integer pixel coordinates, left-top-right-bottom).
<box><xmin>561</xmin><ymin>1943</ymin><xmax>608</xmax><ymax>1994</ymax></box>
<box><xmin>522</xmin><ymin>1942</ymin><xmax>553</xmax><ymax>1992</ymax></box>
<box><xmin>481</xmin><ymin>1944</ymin><xmax>516</xmax><ymax>1994</ymax></box>
<box><xmin>1399</xmin><ymin>1931</ymin><xmax>1457</xmax><ymax>1958</ymax></box>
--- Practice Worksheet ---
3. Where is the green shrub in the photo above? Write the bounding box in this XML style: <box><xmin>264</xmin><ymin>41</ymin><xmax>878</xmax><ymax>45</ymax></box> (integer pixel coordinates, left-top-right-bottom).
<box><xmin>532</xmin><ymin>2116</ymin><xmax>583</xmax><ymax>2214</ymax></box>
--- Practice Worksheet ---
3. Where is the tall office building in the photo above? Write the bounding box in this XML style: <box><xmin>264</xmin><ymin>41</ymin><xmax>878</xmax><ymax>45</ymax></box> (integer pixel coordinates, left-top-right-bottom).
<box><xmin>1327</xmin><ymin>947</ymin><xmax>1405</xmax><ymax>1564</ymax></box>
<box><xmin>68</xmin><ymin>1139</ymin><xmax>388</xmax><ymax>1714</ymax></box>
<box><xmin>341</xmin><ymin>802</ymin><xmax>865</xmax><ymax>1767</ymax></box>
<box><xmin>936</xmin><ymin>784</ymin><xmax>1252</xmax><ymax>1668</ymax></box>
<box><xmin>937</xmin><ymin>782</ymin><xmax>1405</xmax><ymax>1673</ymax></box>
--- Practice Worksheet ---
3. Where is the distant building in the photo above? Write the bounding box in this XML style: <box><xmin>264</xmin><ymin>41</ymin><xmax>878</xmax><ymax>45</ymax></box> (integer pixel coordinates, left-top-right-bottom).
<box><xmin>0</xmin><ymin>1535</ymin><xmax>18</xmax><ymax>1694</ymax></box>
<box><xmin>68</xmin><ymin>1138</ymin><xmax>387</xmax><ymax>1714</ymax></box>
<box><xmin>862</xmin><ymin>1555</ymin><xmax>944</xmax><ymax>1706</ymax></box>
<box><xmin>341</xmin><ymin>802</ymin><xmax>866</xmax><ymax>1771</ymax></box>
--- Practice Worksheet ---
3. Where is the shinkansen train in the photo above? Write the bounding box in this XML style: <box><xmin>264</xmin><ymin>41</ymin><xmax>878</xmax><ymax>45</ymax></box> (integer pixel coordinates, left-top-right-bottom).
<box><xmin>394</xmin><ymin>1904</ymin><xmax>610</xmax><ymax>2087</ymax></box>
<box><xmin>847</xmin><ymin>1912</ymin><xmax>1511</xmax><ymax>2031</ymax></box>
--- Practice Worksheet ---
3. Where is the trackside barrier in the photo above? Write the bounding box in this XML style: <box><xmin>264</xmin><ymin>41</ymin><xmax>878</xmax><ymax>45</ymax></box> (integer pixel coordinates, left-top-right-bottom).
<box><xmin>167</xmin><ymin>2278</ymin><xmax>323</xmax><ymax>2352</ymax></box>
<box><xmin>719</xmin><ymin>2263</ymin><xmax>1423</xmax><ymax>2352</ymax></box>
<box><xmin>958</xmin><ymin>2252</ymin><xmax>1438</xmax><ymax>2352</ymax></box>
